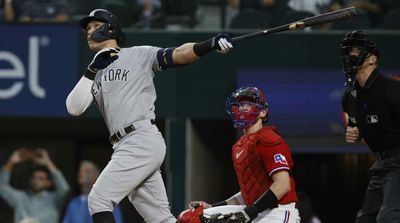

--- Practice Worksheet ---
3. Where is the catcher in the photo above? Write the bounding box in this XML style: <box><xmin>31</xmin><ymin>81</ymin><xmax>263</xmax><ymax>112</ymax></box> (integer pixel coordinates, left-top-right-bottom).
<box><xmin>178</xmin><ymin>86</ymin><xmax>300</xmax><ymax>223</ymax></box>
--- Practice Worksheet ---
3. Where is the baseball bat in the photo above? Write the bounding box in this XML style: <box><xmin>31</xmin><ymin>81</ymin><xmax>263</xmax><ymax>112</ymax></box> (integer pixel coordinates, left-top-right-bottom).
<box><xmin>232</xmin><ymin>6</ymin><xmax>358</xmax><ymax>42</ymax></box>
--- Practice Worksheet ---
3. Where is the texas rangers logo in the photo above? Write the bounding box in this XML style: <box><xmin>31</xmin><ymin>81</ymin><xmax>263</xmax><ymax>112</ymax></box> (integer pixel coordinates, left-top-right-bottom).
<box><xmin>274</xmin><ymin>154</ymin><xmax>288</xmax><ymax>165</ymax></box>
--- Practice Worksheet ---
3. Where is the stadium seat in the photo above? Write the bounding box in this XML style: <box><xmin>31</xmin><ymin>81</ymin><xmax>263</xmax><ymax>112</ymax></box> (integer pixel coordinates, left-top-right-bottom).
<box><xmin>229</xmin><ymin>9</ymin><xmax>268</xmax><ymax>30</ymax></box>
<box><xmin>378</xmin><ymin>9</ymin><xmax>400</xmax><ymax>30</ymax></box>
<box><xmin>331</xmin><ymin>9</ymin><xmax>371</xmax><ymax>30</ymax></box>
<box><xmin>102</xmin><ymin>0</ymin><xmax>138</xmax><ymax>27</ymax></box>
<box><xmin>278</xmin><ymin>10</ymin><xmax>315</xmax><ymax>26</ymax></box>
<box><xmin>161</xmin><ymin>0</ymin><xmax>198</xmax><ymax>29</ymax></box>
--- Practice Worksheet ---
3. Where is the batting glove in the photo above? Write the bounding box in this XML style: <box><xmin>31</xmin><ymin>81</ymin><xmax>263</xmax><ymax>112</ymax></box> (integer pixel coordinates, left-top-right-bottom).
<box><xmin>88</xmin><ymin>47</ymin><xmax>119</xmax><ymax>73</ymax></box>
<box><xmin>212</xmin><ymin>33</ymin><xmax>233</xmax><ymax>54</ymax></box>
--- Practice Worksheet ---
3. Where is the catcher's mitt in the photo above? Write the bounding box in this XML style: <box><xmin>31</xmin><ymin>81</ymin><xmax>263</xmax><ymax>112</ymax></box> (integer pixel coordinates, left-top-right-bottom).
<box><xmin>200</xmin><ymin>211</ymin><xmax>250</xmax><ymax>223</ymax></box>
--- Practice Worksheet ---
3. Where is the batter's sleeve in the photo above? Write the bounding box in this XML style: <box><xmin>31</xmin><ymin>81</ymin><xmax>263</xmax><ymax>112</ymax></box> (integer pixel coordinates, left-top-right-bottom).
<box><xmin>0</xmin><ymin>168</ymin><xmax>25</xmax><ymax>208</ymax></box>
<box><xmin>132</xmin><ymin>46</ymin><xmax>163</xmax><ymax>73</ymax></box>
<box><xmin>66</xmin><ymin>76</ymin><xmax>94</xmax><ymax>116</ymax></box>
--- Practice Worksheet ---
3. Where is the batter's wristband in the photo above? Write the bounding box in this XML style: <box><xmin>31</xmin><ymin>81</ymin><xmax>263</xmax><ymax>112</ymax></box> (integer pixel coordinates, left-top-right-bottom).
<box><xmin>211</xmin><ymin>200</ymin><xmax>227</xmax><ymax>207</ymax></box>
<box><xmin>84</xmin><ymin>69</ymin><xmax>96</xmax><ymax>80</ymax></box>
<box><xmin>193</xmin><ymin>38</ymin><xmax>214</xmax><ymax>57</ymax></box>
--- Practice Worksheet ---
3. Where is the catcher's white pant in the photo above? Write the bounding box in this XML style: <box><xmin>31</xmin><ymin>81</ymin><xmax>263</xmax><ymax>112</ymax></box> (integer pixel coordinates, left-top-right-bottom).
<box><xmin>204</xmin><ymin>203</ymin><xmax>300</xmax><ymax>223</ymax></box>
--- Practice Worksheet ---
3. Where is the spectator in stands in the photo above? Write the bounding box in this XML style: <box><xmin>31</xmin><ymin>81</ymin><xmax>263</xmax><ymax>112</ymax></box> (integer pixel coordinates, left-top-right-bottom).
<box><xmin>3</xmin><ymin>0</ymin><xmax>69</xmax><ymax>22</ymax></box>
<box><xmin>378</xmin><ymin>0</ymin><xmax>400</xmax><ymax>29</ymax></box>
<box><xmin>0</xmin><ymin>148</ymin><xmax>70</xmax><ymax>223</ymax></box>
<box><xmin>136</xmin><ymin>0</ymin><xmax>161</xmax><ymax>28</ymax></box>
<box><xmin>0</xmin><ymin>0</ymin><xmax>4</xmax><ymax>22</ymax></box>
<box><xmin>288</xmin><ymin>0</ymin><xmax>331</xmax><ymax>14</ymax></box>
<box><xmin>260</xmin><ymin>0</ymin><xmax>296</xmax><ymax>26</ymax></box>
<box><xmin>63</xmin><ymin>160</ymin><xmax>124</xmax><ymax>223</ymax></box>
<box><xmin>327</xmin><ymin>0</ymin><xmax>393</xmax><ymax>27</ymax></box>
<box><xmin>229</xmin><ymin>0</ymin><xmax>289</xmax><ymax>11</ymax></box>
<box><xmin>228</xmin><ymin>0</ymin><xmax>295</xmax><ymax>26</ymax></box>
<box><xmin>228</xmin><ymin>0</ymin><xmax>260</xmax><ymax>10</ymax></box>
<box><xmin>20</xmin><ymin>218</ymin><xmax>40</xmax><ymax>223</ymax></box>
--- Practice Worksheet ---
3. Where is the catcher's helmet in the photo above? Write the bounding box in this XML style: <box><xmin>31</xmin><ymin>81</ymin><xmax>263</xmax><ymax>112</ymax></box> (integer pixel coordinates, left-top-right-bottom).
<box><xmin>226</xmin><ymin>86</ymin><xmax>269</xmax><ymax>129</ymax></box>
<box><xmin>340</xmin><ymin>30</ymin><xmax>378</xmax><ymax>86</ymax></box>
<box><xmin>80</xmin><ymin>9</ymin><xmax>123</xmax><ymax>43</ymax></box>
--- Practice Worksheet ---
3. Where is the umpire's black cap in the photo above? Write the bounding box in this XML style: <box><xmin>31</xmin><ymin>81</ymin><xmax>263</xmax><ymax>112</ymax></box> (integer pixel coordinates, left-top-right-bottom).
<box><xmin>79</xmin><ymin>9</ymin><xmax>121</xmax><ymax>30</ymax></box>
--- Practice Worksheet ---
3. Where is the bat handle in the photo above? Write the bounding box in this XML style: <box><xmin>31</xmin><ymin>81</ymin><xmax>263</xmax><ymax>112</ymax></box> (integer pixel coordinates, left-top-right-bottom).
<box><xmin>232</xmin><ymin>36</ymin><xmax>243</xmax><ymax>42</ymax></box>
<box><xmin>232</xmin><ymin>30</ymin><xmax>267</xmax><ymax>43</ymax></box>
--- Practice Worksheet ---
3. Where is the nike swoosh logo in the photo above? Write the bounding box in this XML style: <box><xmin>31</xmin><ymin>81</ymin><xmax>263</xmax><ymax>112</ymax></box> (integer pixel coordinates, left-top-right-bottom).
<box><xmin>236</xmin><ymin>149</ymin><xmax>244</xmax><ymax>159</ymax></box>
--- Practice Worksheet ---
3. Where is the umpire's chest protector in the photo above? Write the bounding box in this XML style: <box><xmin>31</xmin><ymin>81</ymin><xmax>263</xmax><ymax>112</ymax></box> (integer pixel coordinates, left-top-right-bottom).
<box><xmin>232</xmin><ymin>128</ymin><xmax>274</xmax><ymax>205</ymax></box>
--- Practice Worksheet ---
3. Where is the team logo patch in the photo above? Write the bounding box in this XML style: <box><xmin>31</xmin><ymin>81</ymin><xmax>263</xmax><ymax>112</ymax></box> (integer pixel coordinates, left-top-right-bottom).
<box><xmin>367</xmin><ymin>115</ymin><xmax>378</xmax><ymax>124</ymax></box>
<box><xmin>274</xmin><ymin>154</ymin><xmax>288</xmax><ymax>165</ymax></box>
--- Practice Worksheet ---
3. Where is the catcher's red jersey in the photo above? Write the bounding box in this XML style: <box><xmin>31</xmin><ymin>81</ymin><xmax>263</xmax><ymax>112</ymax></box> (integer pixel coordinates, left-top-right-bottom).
<box><xmin>232</xmin><ymin>126</ymin><xmax>297</xmax><ymax>205</ymax></box>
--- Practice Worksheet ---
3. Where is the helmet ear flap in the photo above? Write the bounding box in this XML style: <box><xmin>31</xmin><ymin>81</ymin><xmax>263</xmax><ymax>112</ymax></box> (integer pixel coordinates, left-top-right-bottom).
<box><xmin>89</xmin><ymin>23</ymin><xmax>123</xmax><ymax>43</ymax></box>
<box><xmin>80</xmin><ymin>9</ymin><xmax>123</xmax><ymax>43</ymax></box>
<box><xmin>90</xmin><ymin>23</ymin><xmax>112</xmax><ymax>42</ymax></box>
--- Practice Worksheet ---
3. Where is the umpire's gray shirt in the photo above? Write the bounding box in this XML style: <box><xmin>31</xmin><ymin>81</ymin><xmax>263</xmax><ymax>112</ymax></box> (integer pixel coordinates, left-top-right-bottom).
<box><xmin>90</xmin><ymin>46</ymin><xmax>161</xmax><ymax>135</ymax></box>
<box><xmin>0</xmin><ymin>168</ymin><xmax>70</xmax><ymax>223</ymax></box>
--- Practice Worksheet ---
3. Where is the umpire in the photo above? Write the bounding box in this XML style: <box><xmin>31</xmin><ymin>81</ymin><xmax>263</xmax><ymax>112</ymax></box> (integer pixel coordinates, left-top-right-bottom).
<box><xmin>341</xmin><ymin>30</ymin><xmax>400</xmax><ymax>223</ymax></box>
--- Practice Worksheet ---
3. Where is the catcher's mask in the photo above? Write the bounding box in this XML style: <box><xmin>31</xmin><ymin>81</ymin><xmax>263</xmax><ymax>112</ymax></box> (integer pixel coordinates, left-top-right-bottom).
<box><xmin>80</xmin><ymin>9</ymin><xmax>123</xmax><ymax>43</ymax></box>
<box><xmin>340</xmin><ymin>30</ymin><xmax>378</xmax><ymax>86</ymax></box>
<box><xmin>226</xmin><ymin>86</ymin><xmax>269</xmax><ymax>129</ymax></box>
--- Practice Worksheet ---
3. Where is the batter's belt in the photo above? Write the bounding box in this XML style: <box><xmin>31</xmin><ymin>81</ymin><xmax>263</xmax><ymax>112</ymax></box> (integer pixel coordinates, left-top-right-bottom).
<box><xmin>109</xmin><ymin>119</ymin><xmax>155</xmax><ymax>144</ymax></box>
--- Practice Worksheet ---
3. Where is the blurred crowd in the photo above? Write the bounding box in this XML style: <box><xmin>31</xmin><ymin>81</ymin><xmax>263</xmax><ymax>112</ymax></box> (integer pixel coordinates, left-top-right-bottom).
<box><xmin>228</xmin><ymin>0</ymin><xmax>400</xmax><ymax>29</ymax></box>
<box><xmin>0</xmin><ymin>0</ymin><xmax>399</xmax><ymax>30</ymax></box>
<box><xmin>0</xmin><ymin>147</ymin><xmax>323</xmax><ymax>223</ymax></box>
<box><xmin>0</xmin><ymin>147</ymin><xmax>124</xmax><ymax>223</ymax></box>
<box><xmin>0</xmin><ymin>0</ymin><xmax>162</xmax><ymax>28</ymax></box>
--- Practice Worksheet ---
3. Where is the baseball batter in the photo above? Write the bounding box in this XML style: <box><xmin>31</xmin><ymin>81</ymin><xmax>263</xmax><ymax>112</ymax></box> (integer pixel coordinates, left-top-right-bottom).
<box><xmin>178</xmin><ymin>87</ymin><xmax>300</xmax><ymax>223</ymax></box>
<box><xmin>66</xmin><ymin>9</ymin><xmax>233</xmax><ymax>223</ymax></box>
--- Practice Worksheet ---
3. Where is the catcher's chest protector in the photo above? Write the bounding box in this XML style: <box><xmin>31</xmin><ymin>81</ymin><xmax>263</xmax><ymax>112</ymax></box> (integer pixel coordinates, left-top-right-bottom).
<box><xmin>232</xmin><ymin>133</ymin><xmax>271</xmax><ymax>205</ymax></box>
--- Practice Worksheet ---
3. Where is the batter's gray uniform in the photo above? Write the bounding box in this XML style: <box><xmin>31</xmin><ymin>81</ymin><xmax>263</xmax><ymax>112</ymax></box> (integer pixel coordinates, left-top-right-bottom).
<box><xmin>68</xmin><ymin>9</ymin><xmax>233</xmax><ymax>223</ymax></box>
<box><xmin>87</xmin><ymin>46</ymin><xmax>175</xmax><ymax>223</ymax></box>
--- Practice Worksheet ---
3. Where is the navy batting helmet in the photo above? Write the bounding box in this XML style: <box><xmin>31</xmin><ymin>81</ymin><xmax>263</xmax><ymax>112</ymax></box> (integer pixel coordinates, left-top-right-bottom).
<box><xmin>80</xmin><ymin>9</ymin><xmax>123</xmax><ymax>43</ymax></box>
<box><xmin>226</xmin><ymin>87</ymin><xmax>269</xmax><ymax>128</ymax></box>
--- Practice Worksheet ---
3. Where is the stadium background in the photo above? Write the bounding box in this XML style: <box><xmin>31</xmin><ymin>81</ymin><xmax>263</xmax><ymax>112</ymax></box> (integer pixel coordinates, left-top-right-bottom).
<box><xmin>1</xmin><ymin>1</ymin><xmax>400</xmax><ymax>222</ymax></box>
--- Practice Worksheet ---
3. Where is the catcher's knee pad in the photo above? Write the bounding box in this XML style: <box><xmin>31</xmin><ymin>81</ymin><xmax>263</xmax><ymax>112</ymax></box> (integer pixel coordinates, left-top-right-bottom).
<box><xmin>88</xmin><ymin>189</ymin><xmax>114</xmax><ymax>215</ymax></box>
